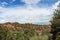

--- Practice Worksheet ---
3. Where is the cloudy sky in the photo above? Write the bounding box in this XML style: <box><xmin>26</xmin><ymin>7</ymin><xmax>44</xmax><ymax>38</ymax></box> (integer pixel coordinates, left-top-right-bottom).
<box><xmin>0</xmin><ymin>0</ymin><xmax>60</xmax><ymax>24</ymax></box>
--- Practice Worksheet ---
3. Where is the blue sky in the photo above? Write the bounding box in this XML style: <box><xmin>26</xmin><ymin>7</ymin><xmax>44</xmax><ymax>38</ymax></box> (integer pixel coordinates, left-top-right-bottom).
<box><xmin>0</xmin><ymin>0</ymin><xmax>58</xmax><ymax>7</ymax></box>
<box><xmin>0</xmin><ymin>0</ymin><xmax>60</xmax><ymax>24</ymax></box>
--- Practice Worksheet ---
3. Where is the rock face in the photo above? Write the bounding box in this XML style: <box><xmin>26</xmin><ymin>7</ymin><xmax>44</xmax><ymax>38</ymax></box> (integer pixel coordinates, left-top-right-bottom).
<box><xmin>0</xmin><ymin>22</ymin><xmax>51</xmax><ymax>36</ymax></box>
<box><xmin>3</xmin><ymin>24</ymin><xmax>15</xmax><ymax>30</ymax></box>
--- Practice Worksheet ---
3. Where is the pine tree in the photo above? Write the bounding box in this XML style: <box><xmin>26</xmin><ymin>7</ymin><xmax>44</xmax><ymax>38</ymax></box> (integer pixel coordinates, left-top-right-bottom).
<box><xmin>50</xmin><ymin>4</ymin><xmax>60</xmax><ymax>40</ymax></box>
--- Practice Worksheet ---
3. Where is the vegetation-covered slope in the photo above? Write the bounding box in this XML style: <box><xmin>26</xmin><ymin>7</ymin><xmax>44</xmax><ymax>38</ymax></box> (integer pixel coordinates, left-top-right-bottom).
<box><xmin>0</xmin><ymin>22</ymin><xmax>51</xmax><ymax>40</ymax></box>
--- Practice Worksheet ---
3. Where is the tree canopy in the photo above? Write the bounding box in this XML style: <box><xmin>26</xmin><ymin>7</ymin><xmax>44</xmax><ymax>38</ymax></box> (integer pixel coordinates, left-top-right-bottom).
<box><xmin>50</xmin><ymin>3</ymin><xmax>60</xmax><ymax>40</ymax></box>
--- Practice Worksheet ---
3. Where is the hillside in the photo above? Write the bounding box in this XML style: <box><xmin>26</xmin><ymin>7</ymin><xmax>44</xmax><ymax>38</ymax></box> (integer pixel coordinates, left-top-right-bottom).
<box><xmin>0</xmin><ymin>22</ymin><xmax>51</xmax><ymax>40</ymax></box>
<box><xmin>0</xmin><ymin>22</ymin><xmax>51</xmax><ymax>35</ymax></box>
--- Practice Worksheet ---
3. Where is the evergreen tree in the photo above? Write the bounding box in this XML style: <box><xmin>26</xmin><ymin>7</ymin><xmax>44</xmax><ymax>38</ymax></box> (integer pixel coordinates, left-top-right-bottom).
<box><xmin>50</xmin><ymin>4</ymin><xmax>60</xmax><ymax>40</ymax></box>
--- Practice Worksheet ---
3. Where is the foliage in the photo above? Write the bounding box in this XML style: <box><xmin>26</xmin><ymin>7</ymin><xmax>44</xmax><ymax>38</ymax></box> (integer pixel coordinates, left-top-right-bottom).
<box><xmin>0</xmin><ymin>23</ymin><xmax>51</xmax><ymax>40</ymax></box>
<box><xmin>50</xmin><ymin>8</ymin><xmax>60</xmax><ymax>40</ymax></box>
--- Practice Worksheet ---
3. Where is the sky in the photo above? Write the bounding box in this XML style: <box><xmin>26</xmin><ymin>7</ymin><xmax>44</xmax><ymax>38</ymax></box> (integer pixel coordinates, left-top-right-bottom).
<box><xmin>0</xmin><ymin>0</ymin><xmax>60</xmax><ymax>24</ymax></box>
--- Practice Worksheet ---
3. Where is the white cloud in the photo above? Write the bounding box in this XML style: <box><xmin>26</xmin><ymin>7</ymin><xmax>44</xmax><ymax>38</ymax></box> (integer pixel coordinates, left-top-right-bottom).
<box><xmin>1</xmin><ymin>2</ymin><xmax>8</xmax><ymax>5</ymax></box>
<box><xmin>22</xmin><ymin>0</ymin><xmax>40</xmax><ymax>5</ymax></box>
<box><xmin>1</xmin><ymin>2</ymin><xmax>8</xmax><ymax>7</ymax></box>
<box><xmin>0</xmin><ymin>20</ymin><xmax>7</xmax><ymax>23</ymax></box>
<box><xmin>52</xmin><ymin>0</ymin><xmax>60</xmax><ymax>9</ymax></box>
<box><xmin>0</xmin><ymin>7</ymin><xmax>53</xmax><ymax>23</ymax></box>
<box><xmin>0</xmin><ymin>0</ymin><xmax>59</xmax><ymax>24</ymax></box>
